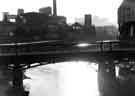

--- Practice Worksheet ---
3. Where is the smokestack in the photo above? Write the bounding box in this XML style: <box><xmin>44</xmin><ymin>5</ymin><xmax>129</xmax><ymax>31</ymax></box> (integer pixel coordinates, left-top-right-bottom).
<box><xmin>53</xmin><ymin>0</ymin><xmax>57</xmax><ymax>16</ymax></box>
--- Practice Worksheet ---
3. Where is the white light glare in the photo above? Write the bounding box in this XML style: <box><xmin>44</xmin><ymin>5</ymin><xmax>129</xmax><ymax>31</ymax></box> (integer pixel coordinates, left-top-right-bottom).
<box><xmin>115</xmin><ymin>65</ymin><xmax>119</xmax><ymax>78</ymax></box>
<box><xmin>76</xmin><ymin>43</ymin><xmax>91</xmax><ymax>47</ymax></box>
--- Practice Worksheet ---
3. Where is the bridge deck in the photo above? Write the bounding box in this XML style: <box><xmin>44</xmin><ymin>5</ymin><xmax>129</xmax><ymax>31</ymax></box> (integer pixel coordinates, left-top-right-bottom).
<box><xmin>0</xmin><ymin>40</ymin><xmax>134</xmax><ymax>65</ymax></box>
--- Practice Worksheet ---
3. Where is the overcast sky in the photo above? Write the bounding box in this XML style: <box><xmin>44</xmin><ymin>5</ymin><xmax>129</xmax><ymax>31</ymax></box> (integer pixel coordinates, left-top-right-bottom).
<box><xmin>0</xmin><ymin>0</ymin><xmax>123</xmax><ymax>25</ymax></box>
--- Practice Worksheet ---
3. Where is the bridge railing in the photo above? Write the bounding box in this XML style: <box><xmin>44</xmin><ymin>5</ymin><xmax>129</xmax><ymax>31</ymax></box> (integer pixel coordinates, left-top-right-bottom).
<box><xmin>0</xmin><ymin>40</ymin><xmax>134</xmax><ymax>57</ymax></box>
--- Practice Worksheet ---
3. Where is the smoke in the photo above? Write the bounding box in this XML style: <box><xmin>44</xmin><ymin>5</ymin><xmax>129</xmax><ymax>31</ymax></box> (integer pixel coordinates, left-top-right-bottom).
<box><xmin>92</xmin><ymin>16</ymin><xmax>116</xmax><ymax>26</ymax></box>
<box><xmin>75</xmin><ymin>16</ymin><xmax>116</xmax><ymax>26</ymax></box>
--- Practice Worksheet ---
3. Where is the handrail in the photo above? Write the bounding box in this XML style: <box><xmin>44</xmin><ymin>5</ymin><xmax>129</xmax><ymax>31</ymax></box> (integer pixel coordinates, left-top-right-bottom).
<box><xmin>0</xmin><ymin>40</ymin><xmax>134</xmax><ymax>56</ymax></box>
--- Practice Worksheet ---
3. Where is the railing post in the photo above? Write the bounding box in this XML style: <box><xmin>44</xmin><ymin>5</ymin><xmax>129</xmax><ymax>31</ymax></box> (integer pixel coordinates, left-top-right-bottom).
<box><xmin>109</xmin><ymin>42</ymin><xmax>112</xmax><ymax>51</ymax></box>
<box><xmin>100</xmin><ymin>42</ymin><xmax>103</xmax><ymax>52</ymax></box>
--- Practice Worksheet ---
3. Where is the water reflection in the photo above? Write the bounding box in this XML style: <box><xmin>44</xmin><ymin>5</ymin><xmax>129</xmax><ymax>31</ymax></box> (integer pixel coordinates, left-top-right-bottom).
<box><xmin>24</xmin><ymin>61</ymin><xmax>99</xmax><ymax>96</ymax></box>
<box><xmin>98</xmin><ymin>61</ymin><xmax>135</xmax><ymax>96</ymax></box>
<box><xmin>115</xmin><ymin>62</ymin><xmax>135</xmax><ymax>96</ymax></box>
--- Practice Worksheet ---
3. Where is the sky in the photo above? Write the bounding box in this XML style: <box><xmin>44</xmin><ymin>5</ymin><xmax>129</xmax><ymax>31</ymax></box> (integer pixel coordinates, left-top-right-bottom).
<box><xmin>0</xmin><ymin>0</ymin><xmax>123</xmax><ymax>25</ymax></box>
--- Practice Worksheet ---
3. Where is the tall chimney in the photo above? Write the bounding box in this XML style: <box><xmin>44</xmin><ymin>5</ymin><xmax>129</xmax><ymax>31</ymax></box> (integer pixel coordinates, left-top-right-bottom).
<box><xmin>53</xmin><ymin>0</ymin><xmax>57</xmax><ymax>16</ymax></box>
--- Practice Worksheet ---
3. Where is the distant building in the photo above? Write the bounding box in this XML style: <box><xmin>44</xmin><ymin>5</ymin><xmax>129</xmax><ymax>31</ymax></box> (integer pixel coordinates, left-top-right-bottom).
<box><xmin>95</xmin><ymin>26</ymin><xmax>119</xmax><ymax>41</ymax></box>
<box><xmin>39</xmin><ymin>7</ymin><xmax>52</xmax><ymax>15</ymax></box>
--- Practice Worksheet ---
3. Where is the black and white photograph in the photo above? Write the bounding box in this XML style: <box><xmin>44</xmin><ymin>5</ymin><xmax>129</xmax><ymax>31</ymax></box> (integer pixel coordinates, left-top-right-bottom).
<box><xmin>0</xmin><ymin>0</ymin><xmax>135</xmax><ymax>96</ymax></box>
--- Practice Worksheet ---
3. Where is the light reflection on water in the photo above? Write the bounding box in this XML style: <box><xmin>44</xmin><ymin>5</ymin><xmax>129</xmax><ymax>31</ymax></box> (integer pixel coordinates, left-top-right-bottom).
<box><xmin>24</xmin><ymin>61</ymin><xmax>99</xmax><ymax>96</ymax></box>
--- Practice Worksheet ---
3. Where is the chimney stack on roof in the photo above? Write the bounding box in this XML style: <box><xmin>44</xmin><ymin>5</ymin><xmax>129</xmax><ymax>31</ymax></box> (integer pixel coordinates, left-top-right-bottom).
<box><xmin>17</xmin><ymin>9</ymin><xmax>24</xmax><ymax>15</ymax></box>
<box><xmin>3</xmin><ymin>12</ymin><xmax>9</xmax><ymax>22</ymax></box>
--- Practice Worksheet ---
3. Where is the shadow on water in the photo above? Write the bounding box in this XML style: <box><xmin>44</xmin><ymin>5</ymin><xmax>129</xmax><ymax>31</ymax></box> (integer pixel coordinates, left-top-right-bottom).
<box><xmin>98</xmin><ymin>61</ymin><xmax>135</xmax><ymax>96</ymax></box>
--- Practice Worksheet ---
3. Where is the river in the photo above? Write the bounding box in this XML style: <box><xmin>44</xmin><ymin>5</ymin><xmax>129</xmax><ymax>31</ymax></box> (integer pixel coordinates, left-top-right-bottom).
<box><xmin>24</xmin><ymin>61</ymin><xmax>99</xmax><ymax>96</ymax></box>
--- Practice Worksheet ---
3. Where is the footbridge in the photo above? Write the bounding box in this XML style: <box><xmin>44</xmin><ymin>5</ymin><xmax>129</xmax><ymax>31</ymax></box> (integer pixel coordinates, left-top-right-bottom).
<box><xmin>1</xmin><ymin>40</ymin><xmax>135</xmax><ymax>96</ymax></box>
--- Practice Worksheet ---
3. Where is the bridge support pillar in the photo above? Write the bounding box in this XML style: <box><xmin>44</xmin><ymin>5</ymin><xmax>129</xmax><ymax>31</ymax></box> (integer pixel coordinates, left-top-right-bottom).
<box><xmin>98</xmin><ymin>59</ymin><xmax>118</xmax><ymax>96</ymax></box>
<box><xmin>13</xmin><ymin>65</ymin><xmax>23</xmax><ymax>89</ymax></box>
<box><xmin>10</xmin><ymin>63</ymin><xmax>25</xmax><ymax>96</ymax></box>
